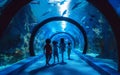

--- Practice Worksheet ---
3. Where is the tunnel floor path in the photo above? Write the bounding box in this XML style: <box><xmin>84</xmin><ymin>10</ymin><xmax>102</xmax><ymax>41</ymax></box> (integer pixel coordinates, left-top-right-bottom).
<box><xmin>19</xmin><ymin>50</ymin><xmax>101</xmax><ymax>75</ymax></box>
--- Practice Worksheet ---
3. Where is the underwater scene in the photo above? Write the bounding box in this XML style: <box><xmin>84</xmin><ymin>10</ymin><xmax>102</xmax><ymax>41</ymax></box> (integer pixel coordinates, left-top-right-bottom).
<box><xmin>0</xmin><ymin>0</ymin><xmax>120</xmax><ymax>74</ymax></box>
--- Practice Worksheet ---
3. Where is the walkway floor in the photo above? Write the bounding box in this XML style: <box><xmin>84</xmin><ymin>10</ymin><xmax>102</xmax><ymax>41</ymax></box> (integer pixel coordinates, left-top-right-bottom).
<box><xmin>18</xmin><ymin>51</ymin><xmax>101</xmax><ymax>75</ymax></box>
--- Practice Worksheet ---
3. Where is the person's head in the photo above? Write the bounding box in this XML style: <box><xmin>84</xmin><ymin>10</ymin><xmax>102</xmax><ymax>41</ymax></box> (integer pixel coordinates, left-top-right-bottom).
<box><xmin>60</xmin><ymin>38</ymin><xmax>64</xmax><ymax>43</ymax></box>
<box><xmin>52</xmin><ymin>41</ymin><xmax>58</xmax><ymax>45</ymax></box>
<box><xmin>46</xmin><ymin>39</ymin><xmax>51</xmax><ymax>44</ymax></box>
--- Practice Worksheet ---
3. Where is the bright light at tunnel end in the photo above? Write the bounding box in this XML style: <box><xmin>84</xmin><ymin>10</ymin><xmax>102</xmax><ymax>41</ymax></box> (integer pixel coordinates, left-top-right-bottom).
<box><xmin>59</xmin><ymin>0</ymin><xmax>70</xmax><ymax>17</ymax></box>
<box><xmin>49</xmin><ymin>0</ymin><xmax>71</xmax><ymax>31</ymax></box>
<box><xmin>61</xmin><ymin>21</ymin><xmax>67</xmax><ymax>31</ymax></box>
<box><xmin>48</xmin><ymin>0</ymin><xmax>71</xmax><ymax>17</ymax></box>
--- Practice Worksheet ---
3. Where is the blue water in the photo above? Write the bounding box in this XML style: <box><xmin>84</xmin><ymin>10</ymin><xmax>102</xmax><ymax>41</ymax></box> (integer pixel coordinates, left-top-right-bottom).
<box><xmin>0</xmin><ymin>0</ymin><xmax>119</xmax><ymax>72</ymax></box>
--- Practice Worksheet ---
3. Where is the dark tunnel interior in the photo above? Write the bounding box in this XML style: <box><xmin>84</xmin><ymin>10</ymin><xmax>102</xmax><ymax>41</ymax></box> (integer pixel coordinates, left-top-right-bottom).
<box><xmin>0</xmin><ymin>0</ymin><xmax>120</xmax><ymax>74</ymax></box>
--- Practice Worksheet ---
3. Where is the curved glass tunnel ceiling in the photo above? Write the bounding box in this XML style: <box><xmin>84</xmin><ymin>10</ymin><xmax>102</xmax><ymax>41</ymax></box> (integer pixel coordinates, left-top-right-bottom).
<box><xmin>0</xmin><ymin>0</ymin><xmax>118</xmax><ymax>58</ymax></box>
<box><xmin>30</xmin><ymin>0</ymin><xmax>89</xmax><ymax>23</ymax></box>
<box><xmin>0</xmin><ymin>0</ymin><xmax>119</xmax><ymax>71</ymax></box>
<box><xmin>0</xmin><ymin>0</ymin><xmax>117</xmax><ymax>57</ymax></box>
<box><xmin>34</xmin><ymin>21</ymin><xmax>85</xmax><ymax>55</ymax></box>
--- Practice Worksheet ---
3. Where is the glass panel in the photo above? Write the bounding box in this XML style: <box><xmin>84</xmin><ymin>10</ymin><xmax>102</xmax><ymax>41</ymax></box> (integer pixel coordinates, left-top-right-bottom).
<box><xmin>34</xmin><ymin>21</ymin><xmax>84</xmax><ymax>55</ymax></box>
<box><xmin>0</xmin><ymin>0</ymin><xmax>118</xmax><ymax>71</ymax></box>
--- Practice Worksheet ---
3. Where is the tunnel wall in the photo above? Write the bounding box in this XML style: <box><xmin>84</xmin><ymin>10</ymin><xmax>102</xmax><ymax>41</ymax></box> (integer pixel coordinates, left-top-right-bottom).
<box><xmin>0</xmin><ymin>0</ymin><xmax>119</xmax><ymax>71</ymax></box>
<box><xmin>29</xmin><ymin>17</ymin><xmax>88</xmax><ymax>56</ymax></box>
<box><xmin>87</xmin><ymin>0</ymin><xmax>120</xmax><ymax>71</ymax></box>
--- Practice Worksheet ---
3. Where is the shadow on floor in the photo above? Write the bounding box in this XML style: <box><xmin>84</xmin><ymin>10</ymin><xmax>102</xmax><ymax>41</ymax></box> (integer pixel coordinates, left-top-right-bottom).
<box><xmin>27</xmin><ymin>61</ymin><xmax>89</xmax><ymax>75</ymax></box>
<box><xmin>29</xmin><ymin>63</ymin><xmax>57</xmax><ymax>74</ymax></box>
<box><xmin>29</xmin><ymin>62</ymin><xmax>67</xmax><ymax>74</ymax></box>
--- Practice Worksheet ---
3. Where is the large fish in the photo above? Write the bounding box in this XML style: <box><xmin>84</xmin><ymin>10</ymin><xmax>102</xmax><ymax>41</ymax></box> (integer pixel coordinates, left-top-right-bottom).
<box><xmin>72</xmin><ymin>2</ymin><xmax>82</xmax><ymax>10</ymax></box>
<box><xmin>62</xmin><ymin>10</ymin><xmax>67</xmax><ymax>16</ymax></box>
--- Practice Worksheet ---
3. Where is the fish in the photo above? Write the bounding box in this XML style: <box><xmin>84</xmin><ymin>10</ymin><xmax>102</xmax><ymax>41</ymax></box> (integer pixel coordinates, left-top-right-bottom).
<box><xmin>48</xmin><ymin>0</ymin><xmax>66</xmax><ymax>6</ymax></box>
<box><xmin>81</xmin><ymin>16</ymin><xmax>86</xmax><ymax>22</ymax></box>
<box><xmin>41</xmin><ymin>11</ymin><xmax>50</xmax><ymax>16</ymax></box>
<box><xmin>31</xmin><ymin>1</ymin><xmax>40</xmax><ymax>4</ymax></box>
<box><xmin>60</xmin><ymin>0</ymin><xmax>66</xmax><ymax>5</ymax></box>
<box><xmin>72</xmin><ymin>2</ymin><xmax>82</xmax><ymax>10</ymax></box>
<box><xmin>48</xmin><ymin>2</ymin><xmax>57</xmax><ymax>6</ymax></box>
<box><xmin>62</xmin><ymin>10</ymin><xmax>67</xmax><ymax>16</ymax></box>
<box><xmin>48</xmin><ymin>0</ymin><xmax>60</xmax><ymax>6</ymax></box>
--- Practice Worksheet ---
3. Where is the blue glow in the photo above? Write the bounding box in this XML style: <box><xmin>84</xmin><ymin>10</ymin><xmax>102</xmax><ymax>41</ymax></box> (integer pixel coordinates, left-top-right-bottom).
<box><xmin>0</xmin><ymin>0</ymin><xmax>119</xmax><ymax>73</ymax></box>
<box><xmin>18</xmin><ymin>51</ymin><xmax>101</xmax><ymax>75</ymax></box>
<box><xmin>61</xmin><ymin>21</ymin><xmax>67</xmax><ymax>31</ymax></box>
<box><xmin>34</xmin><ymin>21</ymin><xmax>85</xmax><ymax>55</ymax></box>
<box><xmin>57</xmin><ymin>0</ymin><xmax>71</xmax><ymax>17</ymax></box>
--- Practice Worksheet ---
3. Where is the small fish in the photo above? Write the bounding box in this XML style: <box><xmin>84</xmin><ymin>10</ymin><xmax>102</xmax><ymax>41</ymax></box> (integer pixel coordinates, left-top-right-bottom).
<box><xmin>48</xmin><ymin>2</ymin><xmax>57</xmax><ymax>6</ymax></box>
<box><xmin>72</xmin><ymin>2</ymin><xmax>82</xmax><ymax>10</ymax></box>
<box><xmin>42</xmin><ymin>11</ymin><xmax>50</xmax><ymax>16</ymax></box>
<box><xmin>60</xmin><ymin>0</ymin><xmax>66</xmax><ymax>5</ymax></box>
<box><xmin>81</xmin><ymin>16</ymin><xmax>86</xmax><ymax>22</ymax></box>
<box><xmin>31</xmin><ymin>1</ymin><xmax>40</xmax><ymax>4</ymax></box>
<box><xmin>48</xmin><ymin>0</ymin><xmax>60</xmax><ymax>6</ymax></box>
<box><xmin>62</xmin><ymin>10</ymin><xmax>67</xmax><ymax>16</ymax></box>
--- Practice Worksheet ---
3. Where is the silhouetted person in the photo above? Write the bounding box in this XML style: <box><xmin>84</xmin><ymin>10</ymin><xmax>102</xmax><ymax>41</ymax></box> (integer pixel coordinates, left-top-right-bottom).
<box><xmin>67</xmin><ymin>42</ymin><xmax>72</xmax><ymax>60</ymax></box>
<box><xmin>59</xmin><ymin>38</ymin><xmax>66</xmax><ymax>62</ymax></box>
<box><xmin>52</xmin><ymin>41</ymin><xmax>59</xmax><ymax>63</ymax></box>
<box><xmin>44</xmin><ymin>39</ymin><xmax>52</xmax><ymax>66</ymax></box>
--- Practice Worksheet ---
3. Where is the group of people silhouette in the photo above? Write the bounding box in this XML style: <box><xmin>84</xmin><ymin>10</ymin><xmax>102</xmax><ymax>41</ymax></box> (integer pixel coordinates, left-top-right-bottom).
<box><xmin>44</xmin><ymin>38</ymin><xmax>72</xmax><ymax>66</ymax></box>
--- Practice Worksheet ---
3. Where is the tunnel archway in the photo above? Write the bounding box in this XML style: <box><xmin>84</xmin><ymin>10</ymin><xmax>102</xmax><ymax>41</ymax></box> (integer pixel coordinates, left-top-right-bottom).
<box><xmin>50</xmin><ymin>32</ymin><xmax>76</xmax><ymax>47</ymax></box>
<box><xmin>29</xmin><ymin>17</ymin><xmax>88</xmax><ymax>56</ymax></box>
<box><xmin>50</xmin><ymin>32</ymin><xmax>76</xmax><ymax>48</ymax></box>
<box><xmin>0</xmin><ymin>0</ymin><xmax>119</xmax><ymax>72</ymax></box>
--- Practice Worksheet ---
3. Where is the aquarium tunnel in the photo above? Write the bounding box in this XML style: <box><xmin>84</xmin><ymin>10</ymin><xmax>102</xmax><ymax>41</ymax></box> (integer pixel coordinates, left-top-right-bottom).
<box><xmin>0</xmin><ymin>0</ymin><xmax>120</xmax><ymax>75</ymax></box>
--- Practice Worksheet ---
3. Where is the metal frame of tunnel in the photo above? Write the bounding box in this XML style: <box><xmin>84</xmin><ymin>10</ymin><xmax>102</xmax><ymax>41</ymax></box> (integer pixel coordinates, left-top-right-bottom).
<box><xmin>29</xmin><ymin>17</ymin><xmax>88</xmax><ymax>56</ymax></box>
<box><xmin>0</xmin><ymin>0</ymin><xmax>120</xmax><ymax>72</ymax></box>
<box><xmin>50</xmin><ymin>32</ymin><xmax>76</xmax><ymax>48</ymax></box>
<box><xmin>87</xmin><ymin>0</ymin><xmax>120</xmax><ymax>72</ymax></box>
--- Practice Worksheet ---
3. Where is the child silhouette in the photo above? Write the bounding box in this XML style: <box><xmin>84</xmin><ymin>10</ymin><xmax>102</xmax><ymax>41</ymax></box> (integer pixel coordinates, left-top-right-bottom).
<box><xmin>52</xmin><ymin>41</ymin><xmax>59</xmax><ymax>63</ymax></box>
<box><xmin>59</xmin><ymin>38</ymin><xmax>66</xmax><ymax>62</ymax></box>
<box><xmin>44</xmin><ymin>39</ymin><xmax>52</xmax><ymax>65</ymax></box>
